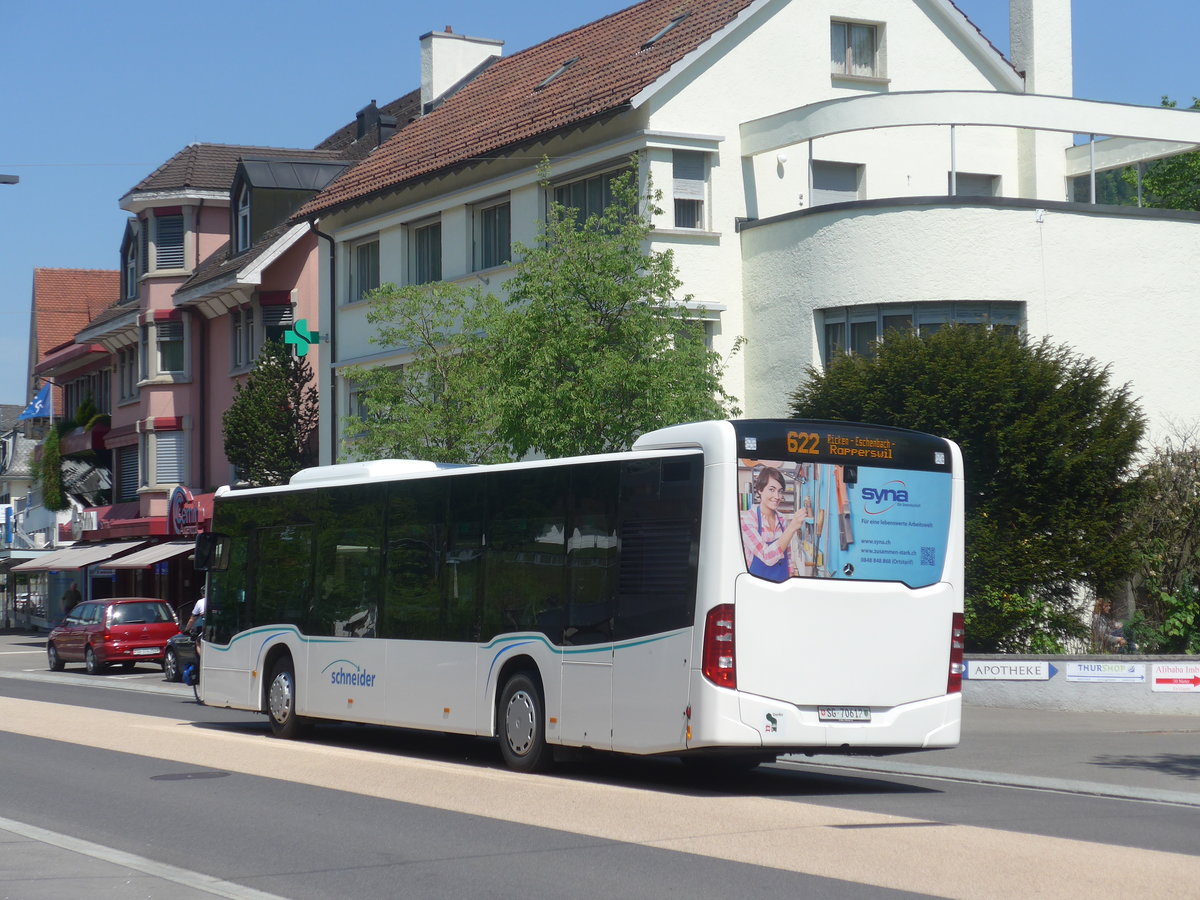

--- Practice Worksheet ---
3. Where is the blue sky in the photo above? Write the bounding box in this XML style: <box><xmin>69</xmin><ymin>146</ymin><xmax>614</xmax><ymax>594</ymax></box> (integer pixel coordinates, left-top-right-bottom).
<box><xmin>1</xmin><ymin>0</ymin><xmax>1196</xmax><ymax>406</ymax></box>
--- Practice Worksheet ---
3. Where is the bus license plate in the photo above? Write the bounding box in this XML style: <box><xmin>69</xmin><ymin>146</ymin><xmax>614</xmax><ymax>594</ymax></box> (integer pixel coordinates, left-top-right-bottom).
<box><xmin>818</xmin><ymin>706</ymin><xmax>870</xmax><ymax>723</ymax></box>
<box><xmin>133</xmin><ymin>647</ymin><xmax>159</xmax><ymax>656</ymax></box>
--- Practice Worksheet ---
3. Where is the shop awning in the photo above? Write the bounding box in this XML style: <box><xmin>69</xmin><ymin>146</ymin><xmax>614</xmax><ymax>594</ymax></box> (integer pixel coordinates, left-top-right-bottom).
<box><xmin>10</xmin><ymin>541</ymin><xmax>146</xmax><ymax>572</ymax></box>
<box><xmin>103</xmin><ymin>541</ymin><xmax>195</xmax><ymax>569</ymax></box>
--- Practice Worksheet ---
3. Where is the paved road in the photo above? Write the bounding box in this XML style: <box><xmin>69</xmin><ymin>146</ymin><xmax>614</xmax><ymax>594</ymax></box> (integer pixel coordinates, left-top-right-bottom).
<box><xmin>1</xmin><ymin>631</ymin><xmax>1197</xmax><ymax>898</ymax></box>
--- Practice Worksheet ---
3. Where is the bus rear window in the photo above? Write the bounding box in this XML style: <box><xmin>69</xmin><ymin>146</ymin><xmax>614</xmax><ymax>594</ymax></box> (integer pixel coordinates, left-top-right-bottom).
<box><xmin>737</xmin><ymin>458</ymin><xmax>951</xmax><ymax>589</ymax></box>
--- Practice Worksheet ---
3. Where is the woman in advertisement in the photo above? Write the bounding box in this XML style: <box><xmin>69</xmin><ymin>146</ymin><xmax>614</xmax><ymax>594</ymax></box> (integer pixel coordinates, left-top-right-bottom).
<box><xmin>740</xmin><ymin>467</ymin><xmax>804</xmax><ymax>582</ymax></box>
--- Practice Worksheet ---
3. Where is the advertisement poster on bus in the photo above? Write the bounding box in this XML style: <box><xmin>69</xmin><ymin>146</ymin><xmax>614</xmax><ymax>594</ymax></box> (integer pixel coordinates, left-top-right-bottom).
<box><xmin>737</xmin><ymin>458</ymin><xmax>952</xmax><ymax>588</ymax></box>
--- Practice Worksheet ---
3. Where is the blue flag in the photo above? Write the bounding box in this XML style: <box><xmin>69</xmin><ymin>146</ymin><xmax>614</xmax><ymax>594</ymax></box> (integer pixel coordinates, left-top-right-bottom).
<box><xmin>16</xmin><ymin>383</ymin><xmax>50</xmax><ymax>420</ymax></box>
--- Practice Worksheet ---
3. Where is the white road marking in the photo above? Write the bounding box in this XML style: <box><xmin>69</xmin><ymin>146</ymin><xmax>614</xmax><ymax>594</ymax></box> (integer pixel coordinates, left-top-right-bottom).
<box><xmin>0</xmin><ymin>814</ymin><xmax>285</xmax><ymax>899</ymax></box>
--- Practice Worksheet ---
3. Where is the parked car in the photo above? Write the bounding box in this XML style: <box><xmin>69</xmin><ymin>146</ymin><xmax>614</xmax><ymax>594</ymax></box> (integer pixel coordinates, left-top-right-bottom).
<box><xmin>162</xmin><ymin>624</ymin><xmax>200</xmax><ymax>683</ymax></box>
<box><xmin>47</xmin><ymin>597</ymin><xmax>181</xmax><ymax>675</ymax></box>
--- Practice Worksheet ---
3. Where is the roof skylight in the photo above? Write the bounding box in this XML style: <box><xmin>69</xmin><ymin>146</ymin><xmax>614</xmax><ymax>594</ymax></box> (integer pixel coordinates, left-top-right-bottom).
<box><xmin>534</xmin><ymin>57</ymin><xmax>579</xmax><ymax>91</ymax></box>
<box><xmin>641</xmin><ymin>13</ymin><xmax>689</xmax><ymax>50</ymax></box>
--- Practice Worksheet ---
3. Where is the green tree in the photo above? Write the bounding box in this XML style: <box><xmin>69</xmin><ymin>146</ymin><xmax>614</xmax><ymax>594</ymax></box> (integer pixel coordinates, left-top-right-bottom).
<box><xmin>222</xmin><ymin>339</ymin><xmax>319</xmax><ymax>486</ymax></box>
<box><xmin>491</xmin><ymin>157</ymin><xmax>739</xmax><ymax>458</ymax></box>
<box><xmin>343</xmin><ymin>280</ymin><xmax>510</xmax><ymax>464</ymax></box>
<box><xmin>789</xmin><ymin>326</ymin><xmax>1145</xmax><ymax>652</ymax></box>
<box><xmin>1121</xmin><ymin>96</ymin><xmax>1200</xmax><ymax>211</ymax></box>
<box><xmin>38</xmin><ymin>425</ymin><xmax>67</xmax><ymax>511</ymax></box>
<box><xmin>1124</xmin><ymin>430</ymin><xmax>1200</xmax><ymax>652</ymax></box>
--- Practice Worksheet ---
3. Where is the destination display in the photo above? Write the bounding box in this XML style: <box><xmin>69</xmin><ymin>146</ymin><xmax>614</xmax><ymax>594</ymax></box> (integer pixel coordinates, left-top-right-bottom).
<box><xmin>731</xmin><ymin>420</ymin><xmax>954</xmax><ymax>472</ymax></box>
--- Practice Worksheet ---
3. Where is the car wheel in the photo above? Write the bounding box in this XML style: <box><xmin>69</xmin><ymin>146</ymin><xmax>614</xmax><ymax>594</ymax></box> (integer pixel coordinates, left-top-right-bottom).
<box><xmin>84</xmin><ymin>646</ymin><xmax>105</xmax><ymax>675</ymax></box>
<box><xmin>266</xmin><ymin>659</ymin><xmax>308</xmax><ymax>740</ymax></box>
<box><xmin>163</xmin><ymin>648</ymin><xmax>180</xmax><ymax>682</ymax></box>
<box><xmin>47</xmin><ymin>642</ymin><xmax>64</xmax><ymax>672</ymax></box>
<box><xmin>498</xmin><ymin>671</ymin><xmax>550</xmax><ymax>772</ymax></box>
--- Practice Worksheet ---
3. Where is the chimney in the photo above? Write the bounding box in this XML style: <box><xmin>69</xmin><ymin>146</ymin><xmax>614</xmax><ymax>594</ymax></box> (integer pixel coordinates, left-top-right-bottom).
<box><xmin>1009</xmin><ymin>0</ymin><xmax>1072</xmax><ymax>96</ymax></box>
<box><xmin>355</xmin><ymin>100</ymin><xmax>380</xmax><ymax>140</ymax></box>
<box><xmin>420</xmin><ymin>27</ymin><xmax>503</xmax><ymax>112</ymax></box>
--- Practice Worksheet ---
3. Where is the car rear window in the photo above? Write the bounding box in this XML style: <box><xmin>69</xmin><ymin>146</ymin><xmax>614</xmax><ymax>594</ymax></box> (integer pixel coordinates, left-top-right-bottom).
<box><xmin>110</xmin><ymin>602</ymin><xmax>173</xmax><ymax>625</ymax></box>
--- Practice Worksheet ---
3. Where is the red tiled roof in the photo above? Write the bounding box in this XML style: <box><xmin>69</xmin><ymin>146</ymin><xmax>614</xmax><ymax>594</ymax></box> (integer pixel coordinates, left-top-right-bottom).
<box><xmin>299</xmin><ymin>0</ymin><xmax>756</xmax><ymax>217</ymax></box>
<box><xmin>31</xmin><ymin>268</ymin><xmax>119</xmax><ymax>364</ymax></box>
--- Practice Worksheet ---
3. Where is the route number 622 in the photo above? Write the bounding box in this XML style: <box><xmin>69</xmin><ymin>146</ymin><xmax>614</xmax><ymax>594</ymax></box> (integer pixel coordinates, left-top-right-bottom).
<box><xmin>787</xmin><ymin>431</ymin><xmax>820</xmax><ymax>455</ymax></box>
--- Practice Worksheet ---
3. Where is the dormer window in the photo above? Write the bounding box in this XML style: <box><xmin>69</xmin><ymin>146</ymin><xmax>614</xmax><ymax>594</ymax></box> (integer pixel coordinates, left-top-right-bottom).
<box><xmin>236</xmin><ymin>184</ymin><xmax>251</xmax><ymax>252</ymax></box>
<box><xmin>534</xmin><ymin>57</ymin><xmax>578</xmax><ymax>92</ymax></box>
<box><xmin>123</xmin><ymin>232</ymin><xmax>139</xmax><ymax>299</ymax></box>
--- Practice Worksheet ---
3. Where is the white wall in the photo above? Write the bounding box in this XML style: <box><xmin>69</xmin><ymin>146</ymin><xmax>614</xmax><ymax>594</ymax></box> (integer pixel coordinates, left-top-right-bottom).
<box><xmin>739</xmin><ymin>200</ymin><xmax>1200</xmax><ymax>440</ymax></box>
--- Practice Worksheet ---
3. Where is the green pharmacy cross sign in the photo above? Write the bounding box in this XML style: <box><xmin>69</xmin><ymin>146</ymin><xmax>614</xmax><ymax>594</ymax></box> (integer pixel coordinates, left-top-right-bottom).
<box><xmin>284</xmin><ymin>319</ymin><xmax>319</xmax><ymax>356</ymax></box>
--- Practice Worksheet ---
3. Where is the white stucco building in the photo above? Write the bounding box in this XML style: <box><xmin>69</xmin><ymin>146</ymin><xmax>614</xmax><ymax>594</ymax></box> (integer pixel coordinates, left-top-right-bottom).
<box><xmin>297</xmin><ymin>0</ymin><xmax>1199</xmax><ymax>461</ymax></box>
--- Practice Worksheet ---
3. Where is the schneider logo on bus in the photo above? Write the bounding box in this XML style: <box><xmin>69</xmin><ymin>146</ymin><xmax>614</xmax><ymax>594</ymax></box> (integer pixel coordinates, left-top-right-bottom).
<box><xmin>789</xmin><ymin>430</ymin><xmax>895</xmax><ymax>460</ymax></box>
<box><xmin>322</xmin><ymin>659</ymin><xmax>378</xmax><ymax>688</ymax></box>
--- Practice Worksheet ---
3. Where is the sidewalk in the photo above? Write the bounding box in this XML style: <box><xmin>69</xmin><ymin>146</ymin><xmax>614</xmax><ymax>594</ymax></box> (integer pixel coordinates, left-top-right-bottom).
<box><xmin>793</xmin><ymin>705</ymin><xmax>1200</xmax><ymax>807</ymax></box>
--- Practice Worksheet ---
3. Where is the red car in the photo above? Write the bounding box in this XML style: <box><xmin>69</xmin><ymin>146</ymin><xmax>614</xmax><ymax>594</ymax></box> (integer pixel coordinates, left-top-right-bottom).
<box><xmin>47</xmin><ymin>597</ymin><xmax>181</xmax><ymax>675</ymax></box>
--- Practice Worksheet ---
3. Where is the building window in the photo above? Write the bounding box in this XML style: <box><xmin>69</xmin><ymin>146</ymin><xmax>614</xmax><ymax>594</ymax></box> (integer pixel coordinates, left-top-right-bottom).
<box><xmin>811</xmin><ymin>160</ymin><xmax>863</xmax><ymax>205</ymax></box>
<box><xmin>231</xmin><ymin>307</ymin><xmax>255</xmax><ymax>368</ymax></box>
<box><xmin>262</xmin><ymin>303</ymin><xmax>294</xmax><ymax>345</ymax></box>
<box><xmin>115</xmin><ymin>444</ymin><xmax>139</xmax><ymax>502</ymax></box>
<box><xmin>475</xmin><ymin>200</ymin><xmax>511</xmax><ymax>270</ymax></box>
<box><xmin>411</xmin><ymin>220</ymin><xmax>442</xmax><ymax>285</ymax></box>
<box><xmin>831</xmin><ymin>20</ymin><xmax>880</xmax><ymax>78</ymax></box>
<box><xmin>949</xmin><ymin>172</ymin><xmax>1000</xmax><ymax>197</ymax></box>
<box><xmin>819</xmin><ymin>302</ymin><xmax>1023</xmax><ymax>365</ymax></box>
<box><xmin>117</xmin><ymin>347</ymin><xmax>138</xmax><ymax>401</ymax></box>
<box><xmin>236</xmin><ymin>185</ymin><xmax>251</xmax><ymax>252</ymax></box>
<box><xmin>349</xmin><ymin>237</ymin><xmax>380</xmax><ymax>303</ymax></box>
<box><xmin>553</xmin><ymin>168</ymin><xmax>626</xmax><ymax>224</ymax></box>
<box><xmin>672</xmin><ymin>150</ymin><xmax>706</xmax><ymax>229</ymax></box>
<box><xmin>154</xmin><ymin>214</ymin><xmax>185</xmax><ymax>270</ymax></box>
<box><xmin>156</xmin><ymin>321</ymin><xmax>185</xmax><ymax>373</ymax></box>
<box><xmin>141</xmin><ymin>318</ymin><xmax>187</xmax><ymax>379</ymax></box>
<box><xmin>124</xmin><ymin>235</ymin><xmax>139</xmax><ymax>299</ymax></box>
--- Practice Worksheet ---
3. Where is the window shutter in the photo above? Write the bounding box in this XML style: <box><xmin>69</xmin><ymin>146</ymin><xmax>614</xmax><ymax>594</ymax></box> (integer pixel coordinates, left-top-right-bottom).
<box><xmin>156</xmin><ymin>215</ymin><xmax>185</xmax><ymax>269</ymax></box>
<box><xmin>155</xmin><ymin>432</ymin><xmax>185</xmax><ymax>484</ymax></box>
<box><xmin>673</xmin><ymin>151</ymin><xmax>706</xmax><ymax>200</ymax></box>
<box><xmin>117</xmin><ymin>445</ymin><xmax>139</xmax><ymax>502</ymax></box>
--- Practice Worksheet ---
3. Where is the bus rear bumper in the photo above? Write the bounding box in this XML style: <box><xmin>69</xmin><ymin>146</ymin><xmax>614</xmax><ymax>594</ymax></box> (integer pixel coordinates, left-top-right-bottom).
<box><xmin>687</xmin><ymin>672</ymin><xmax>961</xmax><ymax>751</ymax></box>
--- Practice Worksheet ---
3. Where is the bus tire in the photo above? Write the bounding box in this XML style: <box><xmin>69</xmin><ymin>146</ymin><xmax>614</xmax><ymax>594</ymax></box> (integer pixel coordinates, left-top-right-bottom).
<box><xmin>498</xmin><ymin>672</ymin><xmax>549</xmax><ymax>773</ymax></box>
<box><xmin>266</xmin><ymin>659</ymin><xmax>307</xmax><ymax>740</ymax></box>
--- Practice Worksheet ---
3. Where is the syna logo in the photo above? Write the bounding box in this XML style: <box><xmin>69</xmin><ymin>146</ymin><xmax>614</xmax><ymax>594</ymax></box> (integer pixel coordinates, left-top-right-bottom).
<box><xmin>862</xmin><ymin>480</ymin><xmax>910</xmax><ymax>514</ymax></box>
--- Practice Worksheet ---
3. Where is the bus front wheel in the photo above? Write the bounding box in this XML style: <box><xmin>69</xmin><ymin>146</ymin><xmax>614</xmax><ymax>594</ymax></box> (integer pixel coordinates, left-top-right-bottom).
<box><xmin>498</xmin><ymin>672</ymin><xmax>549</xmax><ymax>772</ymax></box>
<box><xmin>266</xmin><ymin>660</ymin><xmax>307</xmax><ymax>740</ymax></box>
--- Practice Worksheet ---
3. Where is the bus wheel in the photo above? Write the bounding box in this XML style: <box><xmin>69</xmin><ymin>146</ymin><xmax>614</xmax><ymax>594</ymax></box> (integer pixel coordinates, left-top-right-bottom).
<box><xmin>498</xmin><ymin>672</ymin><xmax>549</xmax><ymax>772</ymax></box>
<box><xmin>266</xmin><ymin>660</ymin><xmax>306</xmax><ymax>740</ymax></box>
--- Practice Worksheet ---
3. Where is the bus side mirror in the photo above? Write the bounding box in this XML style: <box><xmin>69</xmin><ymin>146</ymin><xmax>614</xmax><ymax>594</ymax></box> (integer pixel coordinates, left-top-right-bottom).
<box><xmin>194</xmin><ymin>533</ymin><xmax>231</xmax><ymax>572</ymax></box>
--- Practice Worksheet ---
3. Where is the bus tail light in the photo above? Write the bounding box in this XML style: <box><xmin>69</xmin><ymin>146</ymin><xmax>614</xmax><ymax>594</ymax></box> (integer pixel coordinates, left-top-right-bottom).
<box><xmin>702</xmin><ymin>604</ymin><xmax>736</xmax><ymax>689</ymax></box>
<box><xmin>947</xmin><ymin>612</ymin><xmax>964</xmax><ymax>694</ymax></box>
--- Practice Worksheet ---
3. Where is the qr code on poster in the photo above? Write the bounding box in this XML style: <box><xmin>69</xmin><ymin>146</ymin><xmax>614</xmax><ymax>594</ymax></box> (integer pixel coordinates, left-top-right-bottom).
<box><xmin>920</xmin><ymin>546</ymin><xmax>936</xmax><ymax>567</ymax></box>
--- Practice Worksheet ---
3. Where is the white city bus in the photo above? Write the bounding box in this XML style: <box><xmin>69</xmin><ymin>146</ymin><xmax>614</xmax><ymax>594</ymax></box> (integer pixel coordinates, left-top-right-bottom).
<box><xmin>195</xmin><ymin>419</ymin><xmax>964</xmax><ymax>771</ymax></box>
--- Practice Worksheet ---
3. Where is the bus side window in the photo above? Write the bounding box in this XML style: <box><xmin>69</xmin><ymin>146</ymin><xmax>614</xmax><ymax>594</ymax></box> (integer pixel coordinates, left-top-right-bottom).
<box><xmin>384</xmin><ymin>478</ymin><xmax>449</xmax><ymax>641</ymax></box>
<box><xmin>483</xmin><ymin>469</ymin><xmax>567</xmax><ymax>642</ymax></box>
<box><xmin>313</xmin><ymin>485</ymin><xmax>384</xmax><ymax>639</ymax></box>
<box><xmin>564</xmin><ymin>462</ymin><xmax>619</xmax><ymax>646</ymax></box>
<box><xmin>614</xmin><ymin>456</ymin><xmax>702</xmax><ymax>641</ymax></box>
